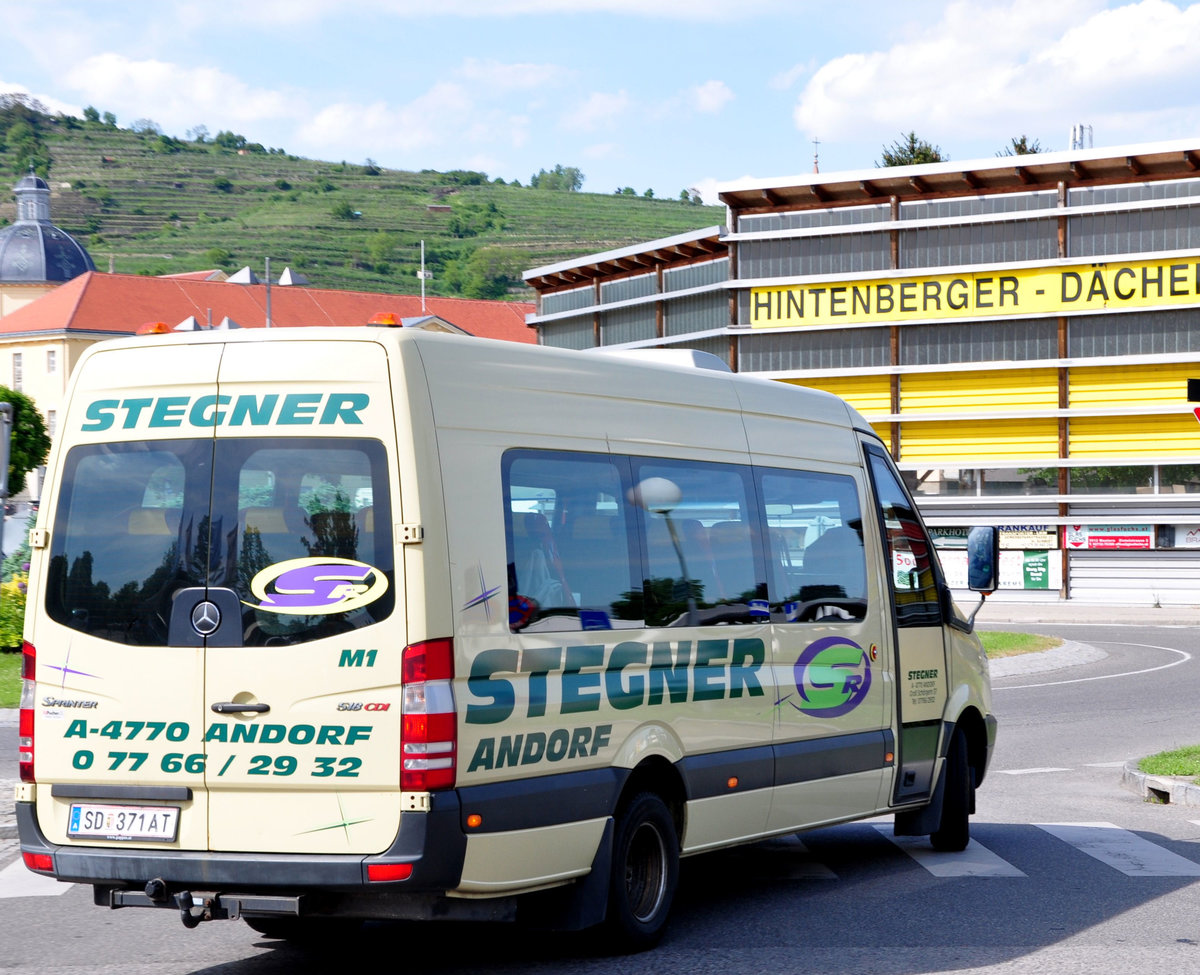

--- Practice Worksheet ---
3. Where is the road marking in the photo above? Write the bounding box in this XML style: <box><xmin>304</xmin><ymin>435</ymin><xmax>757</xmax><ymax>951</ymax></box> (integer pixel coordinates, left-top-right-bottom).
<box><xmin>0</xmin><ymin>858</ymin><xmax>73</xmax><ymax>898</ymax></box>
<box><xmin>873</xmin><ymin>827</ymin><xmax>1027</xmax><ymax>877</ymax></box>
<box><xmin>995</xmin><ymin>643</ymin><xmax>1190</xmax><ymax>690</ymax></box>
<box><xmin>1084</xmin><ymin>762</ymin><xmax>1128</xmax><ymax>768</ymax></box>
<box><xmin>996</xmin><ymin>767</ymin><xmax>1072</xmax><ymax>775</ymax></box>
<box><xmin>1037</xmin><ymin>822</ymin><xmax>1200</xmax><ymax>876</ymax></box>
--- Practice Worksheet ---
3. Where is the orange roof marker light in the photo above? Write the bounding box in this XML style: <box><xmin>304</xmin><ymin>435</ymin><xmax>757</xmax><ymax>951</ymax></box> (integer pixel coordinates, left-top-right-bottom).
<box><xmin>367</xmin><ymin>311</ymin><xmax>400</xmax><ymax>326</ymax></box>
<box><xmin>136</xmin><ymin>321</ymin><xmax>172</xmax><ymax>335</ymax></box>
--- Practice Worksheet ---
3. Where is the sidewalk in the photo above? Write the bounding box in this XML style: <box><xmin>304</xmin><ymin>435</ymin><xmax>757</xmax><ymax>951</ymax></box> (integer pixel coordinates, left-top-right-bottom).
<box><xmin>973</xmin><ymin>598</ymin><xmax>1200</xmax><ymax>626</ymax></box>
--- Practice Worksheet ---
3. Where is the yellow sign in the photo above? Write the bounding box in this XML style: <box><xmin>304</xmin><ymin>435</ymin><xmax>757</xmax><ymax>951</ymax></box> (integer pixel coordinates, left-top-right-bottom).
<box><xmin>750</xmin><ymin>256</ymin><xmax>1200</xmax><ymax>328</ymax></box>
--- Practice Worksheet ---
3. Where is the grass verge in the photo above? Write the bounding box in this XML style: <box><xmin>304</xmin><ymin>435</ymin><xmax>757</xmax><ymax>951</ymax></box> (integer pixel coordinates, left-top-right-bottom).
<box><xmin>1139</xmin><ymin>745</ymin><xmax>1200</xmax><ymax>784</ymax></box>
<box><xmin>978</xmin><ymin>631</ymin><xmax>1062</xmax><ymax>658</ymax></box>
<box><xmin>0</xmin><ymin>648</ymin><xmax>19</xmax><ymax>709</ymax></box>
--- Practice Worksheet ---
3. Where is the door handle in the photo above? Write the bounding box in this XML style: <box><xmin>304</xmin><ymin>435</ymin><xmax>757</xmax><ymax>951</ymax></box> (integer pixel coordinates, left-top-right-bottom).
<box><xmin>210</xmin><ymin>702</ymin><xmax>270</xmax><ymax>714</ymax></box>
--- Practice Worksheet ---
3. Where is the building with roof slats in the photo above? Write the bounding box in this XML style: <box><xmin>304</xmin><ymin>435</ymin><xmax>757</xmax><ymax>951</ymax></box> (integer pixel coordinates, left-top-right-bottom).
<box><xmin>523</xmin><ymin>139</ymin><xmax>1200</xmax><ymax>604</ymax></box>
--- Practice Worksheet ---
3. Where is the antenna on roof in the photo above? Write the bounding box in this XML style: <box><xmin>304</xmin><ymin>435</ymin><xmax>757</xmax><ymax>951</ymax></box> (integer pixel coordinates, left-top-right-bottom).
<box><xmin>812</xmin><ymin>137</ymin><xmax>821</xmax><ymax>174</ymax></box>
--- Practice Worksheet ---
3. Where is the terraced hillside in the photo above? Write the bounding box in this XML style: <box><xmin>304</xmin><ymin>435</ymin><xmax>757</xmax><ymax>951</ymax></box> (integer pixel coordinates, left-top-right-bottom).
<box><xmin>1</xmin><ymin>118</ymin><xmax>723</xmax><ymax>298</ymax></box>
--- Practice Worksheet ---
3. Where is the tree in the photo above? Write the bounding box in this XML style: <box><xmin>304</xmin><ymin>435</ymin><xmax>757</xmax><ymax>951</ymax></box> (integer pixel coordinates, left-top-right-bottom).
<box><xmin>642</xmin><ymin>188</ymin><xmax>655</xmax><ymax>199</ymax></box>
<box><xmin>214</xmin><ymin>130</ymin><xmax>247</xmax><ymax>150</ymax></box>
<box><xmin>101</xmin><ymin>111</ymin><xmax>117</xmax><ymax>128</ymax></box>
<box><xmin>187</xmin><ymin>124</ymin><xmax>209</xmax><ymax>144</ymax></box>
<box><xmin>998</xmin><ymin>135</ymin><xmax>1042</xmax><ymax>156</ymax></box>
<box><xmin>366</xmin><ymin>231</ymin><xmax>396</xmax><ymax>271</ymax></box>
<box><xmin>444</xmin><ymin>245</ymin><xmax>526</xmax><ymax>298</ymax></box>
<box><xmin>530</xmin><ymin>164</ymin><xmax>584</xmax><ymax>192</ymax></box>
<box><xmin>82</xmin><ymin>105</ymin><xmax>100</xmax><ymax>124</ymax></box>
<box><xmin>0</xmin><ymin>387</ymin><xmax>51</xmax><ymax>498</ymax></box>
<box><xmin>131</xmin><ymin>118</ymin><xmax>162</xmax><ymax>135</ymax></box>
<box><xmin>878</xmin><ymin>132</ymin><xmax>945</xmax><ymax>167</ymax></box>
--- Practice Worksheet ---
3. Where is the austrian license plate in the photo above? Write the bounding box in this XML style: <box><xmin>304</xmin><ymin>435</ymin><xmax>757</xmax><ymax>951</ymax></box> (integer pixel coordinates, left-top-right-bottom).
<box><xmin>68</xmin><ymin>803</ymin><xmax>180</xmax><ymax>842</ymax></box>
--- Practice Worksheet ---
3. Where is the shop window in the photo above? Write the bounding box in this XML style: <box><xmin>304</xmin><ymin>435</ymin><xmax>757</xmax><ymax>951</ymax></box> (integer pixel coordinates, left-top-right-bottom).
<box><xmin>981</xmin><ymin>468</ymin><xmax>1060</xmax><ymax>495</ymax></box>
<box><xmin>1159</xmin><ymin>465</ymin><xmax>1200</xmax><ymax>494</ymax></box>
<box><xmin>1068</xmin><ymin>466</ymin><xmax>1152</xmax><ymax>494</ymax></box>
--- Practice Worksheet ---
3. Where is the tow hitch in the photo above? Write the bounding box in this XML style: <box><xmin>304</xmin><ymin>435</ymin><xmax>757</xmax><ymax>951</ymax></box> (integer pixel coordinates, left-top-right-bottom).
<box><xmin>177</xmin><ymin>890</ymin><xmax>226</xmax><ymax>928</ymax></box>
<box><xmin>103</xmin><ymin>881</ymin><xmax>303</xmax><ymax>928</ymax></box>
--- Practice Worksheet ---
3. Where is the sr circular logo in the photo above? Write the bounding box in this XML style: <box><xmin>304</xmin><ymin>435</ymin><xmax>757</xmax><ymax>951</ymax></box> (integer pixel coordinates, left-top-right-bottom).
<box><xmin>246</xmin><ymin>557</ymin><xmax>388</xmax><ymax>615</ymax></box>
<box><xmin>791</xmin><ymin>636</ymin><xmax>872</xmax><ymax>718</ymax></box>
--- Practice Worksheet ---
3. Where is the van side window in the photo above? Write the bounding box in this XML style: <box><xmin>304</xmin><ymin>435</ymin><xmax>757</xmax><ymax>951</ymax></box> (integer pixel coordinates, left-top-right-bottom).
<box><xmin>632</xmin><ymin>460</ymin><xmax>766</xmax><ymax>628</ymax></box>
<box><xmin>504</xmin><ymin>452</ymin><xmax>640</xmax><ymax>632</ymax></box>
<box><xmin>866</xmin><ymin>450</ymin><xmax>944</xmax><ymax>626</ymax></box>
<box><xmin>759</xmin><ymin>470</ymin><xmax>867</xmax><ymax>623</ymax></box>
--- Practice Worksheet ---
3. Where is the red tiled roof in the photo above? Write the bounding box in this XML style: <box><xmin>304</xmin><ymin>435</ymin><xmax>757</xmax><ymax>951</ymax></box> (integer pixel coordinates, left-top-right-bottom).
<box><xmin>0</xmin><ymin>271</ymin><xmax>537</xmax><ymax>343</ymax></box>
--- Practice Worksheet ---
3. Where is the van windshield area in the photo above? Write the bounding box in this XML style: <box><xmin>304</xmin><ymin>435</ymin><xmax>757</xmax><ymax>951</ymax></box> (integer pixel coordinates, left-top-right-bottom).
<box><xmin>44</xmin><ymin>437</ymin><xmax>394</xmax><ymax>646</ymax></box>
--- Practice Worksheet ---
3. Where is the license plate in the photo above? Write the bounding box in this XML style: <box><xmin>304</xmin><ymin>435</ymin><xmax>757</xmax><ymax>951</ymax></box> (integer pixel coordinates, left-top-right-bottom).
<box><xmin>68</xmin><ymin>803</ymin><xmax>180</xmax><ymax>842</ymax></box>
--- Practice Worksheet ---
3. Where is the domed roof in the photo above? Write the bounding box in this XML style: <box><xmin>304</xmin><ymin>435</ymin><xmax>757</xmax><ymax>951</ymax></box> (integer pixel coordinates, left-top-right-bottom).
<box><xmin>0</xmin><ymin>170</ymin><xmax>95</xmax><ymax>283</ymax></box>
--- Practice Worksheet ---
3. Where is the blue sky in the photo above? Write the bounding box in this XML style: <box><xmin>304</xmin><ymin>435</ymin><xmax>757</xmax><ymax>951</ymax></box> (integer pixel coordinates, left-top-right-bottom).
<box><xmin>4</xmin><ymin>0</ymin><xmax>1200</xmax><ymax>204</ymax></box>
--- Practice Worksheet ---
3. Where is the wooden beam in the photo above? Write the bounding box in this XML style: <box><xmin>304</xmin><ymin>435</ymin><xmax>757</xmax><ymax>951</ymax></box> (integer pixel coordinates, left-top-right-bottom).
<box><xmin>1184</xmin><ymin>150</ymin><xmax>1200</xmax><ymax>171</ymax></box>
<box><xmin>859</xmin><ymin>179</ymin><xmax>881</xmax><ymax>197</ymax></box>
<box><xmin>1126</xmin><ymin>156</ymin><xmax>1145</xmax><ymax>176</ymax></box>
<box><xmin>909</xmin><ymin>175</ymin><xmax>929</xmax><ymax>194</ymax></box>
<box><xmin>1014</xmin><ymin>166</ymin><xmax>1033</xmax><ymax>185</ymax></box>
<box><xmin>1070</xmin><ymin>160</ymin><xmax>1088</xmax><ymax>179</ymax></box>
<box><xmin>961</xmin><ymin>170</ymin><xmax>981</xmax><ymax>189</ymax></box>
<box><xmin>761</xmin><ymin>188</ymin><xmax>784</xmax><ymax>206</ymax></box>
<box><xmin>810</xmin><ymin>183</ymin><xmax>830</xmax><ymax>202</ymax></box>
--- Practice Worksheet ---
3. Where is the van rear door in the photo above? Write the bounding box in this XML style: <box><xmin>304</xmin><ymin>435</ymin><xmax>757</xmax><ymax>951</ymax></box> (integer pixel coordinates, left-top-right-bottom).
<box><xmin>34</xmin><ymin>343</ymin><xmax>224</xmax><ymax>851</ymax></box>
<box><xmin>200</xmin><ymin>339</ymin><xmax>404</xmax><ymax>854</ymax></box>
<box><xmin>34</xmin><ymin>336</ymin><xmax>405</xmax><ymax>858</ymax></box>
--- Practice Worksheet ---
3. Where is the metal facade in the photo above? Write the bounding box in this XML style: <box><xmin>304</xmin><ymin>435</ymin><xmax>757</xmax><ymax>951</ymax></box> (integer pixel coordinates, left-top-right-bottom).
<box><xmin>523</xmin><ymin>143</ymin><xmax>1200</xmax><ymax>602</ymax></box>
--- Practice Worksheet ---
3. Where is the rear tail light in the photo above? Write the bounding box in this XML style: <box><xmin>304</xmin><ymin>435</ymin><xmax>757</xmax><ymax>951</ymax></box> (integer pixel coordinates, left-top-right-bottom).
<box><xmin>18</xmin><ymin>641</ymin><xmax>35</xmax><ymax>783</ymax></box>
<box><xmin>400</xmin><ymin>639</ymin><xmax>456</xmax><ymax>791</ymax></box>
<box><xmin>22</xmin><ymin>852</ymin><xmax>54</xmax><ymax>874</ymax></box>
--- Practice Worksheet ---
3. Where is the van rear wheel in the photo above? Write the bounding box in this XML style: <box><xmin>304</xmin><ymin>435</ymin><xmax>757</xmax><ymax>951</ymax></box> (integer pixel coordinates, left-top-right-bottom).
<box><xmin>605</xmin><ymin>792</ymin><xmax>679</xmax><ymax>952</ymax></box>
<box><xmin>930</xmin><ymin>727</ymin><xmax>972</xmax><ymax>852</ymax></box>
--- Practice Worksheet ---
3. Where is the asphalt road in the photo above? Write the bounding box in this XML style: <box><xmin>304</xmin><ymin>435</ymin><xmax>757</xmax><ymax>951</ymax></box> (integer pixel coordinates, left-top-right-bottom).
<box><xmin>3</xmin><ymin>619</ymin><xmax>1199</xmax><ymax>974</ymax></box>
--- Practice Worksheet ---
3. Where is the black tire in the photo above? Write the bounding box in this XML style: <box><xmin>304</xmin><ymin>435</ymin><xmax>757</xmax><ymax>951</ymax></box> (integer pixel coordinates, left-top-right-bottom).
<box><xmin>605</xmin><ymin>792</ymin><xmax>679</xmax><ymax>953</ymax></box>
<box><xmin>930</xmin><ymin>727</ymin><xmax>972</xmax><ymax>852</ymax></box>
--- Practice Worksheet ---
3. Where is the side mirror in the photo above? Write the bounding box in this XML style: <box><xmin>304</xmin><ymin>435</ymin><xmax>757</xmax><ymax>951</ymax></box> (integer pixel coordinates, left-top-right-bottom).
<box><xmin>967</xmin><ymin>526</ymin><xmax>999</xmax><ymax>593</ymax></box>
<box><xmin>964</xmin><ymin>526</ymin><xmax>999</xmax><ymax>628</ymax></box>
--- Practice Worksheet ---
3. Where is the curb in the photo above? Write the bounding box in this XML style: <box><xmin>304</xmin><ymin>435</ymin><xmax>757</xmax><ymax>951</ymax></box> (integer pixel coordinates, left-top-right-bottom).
<box><xmin>1122</xmin><ymin>761</ymin><xmax>1200</xmax><ymax>806</ymax></box>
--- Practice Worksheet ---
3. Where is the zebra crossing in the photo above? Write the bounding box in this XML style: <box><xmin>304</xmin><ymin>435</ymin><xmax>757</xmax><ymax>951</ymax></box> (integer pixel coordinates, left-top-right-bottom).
<box><xmin>3</xmin><ymin>820</ymin><xmax>1200</xmax><ymax>901</ymax></box>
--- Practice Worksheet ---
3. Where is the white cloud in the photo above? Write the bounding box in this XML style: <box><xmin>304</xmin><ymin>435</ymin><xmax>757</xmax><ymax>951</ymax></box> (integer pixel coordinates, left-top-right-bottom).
<box><xmin>769</xmin><ymin>63</ymin><xmax>812</xmax><ymax>91</ymax></box>
<box><xmin>458</xmin><ymin>58</ymin><xmax>568</xmax><ymax>91</ymax></box>
<box><xmin>207</xmin><ymin>0</ymin><xmax>790</xmax><ymax>22</ymax></box>
<box><xmin>62</xmin><ymin>54</ymin><xmax>295</xmax><ymax>131</ymax></box>
<box><xmin>690</xmin><ymin>80</ymin><xmax>734</xmax><ymax>114</ymax></box>
<box><xmin>563</xmin><ymin>91</ymin><xmax>631</xmax><ymax>132</ymax></box>
<box><xmin>792</xmin><ymin>0</ymin><xmax>1200</xmax><ymax>153</ymax></box>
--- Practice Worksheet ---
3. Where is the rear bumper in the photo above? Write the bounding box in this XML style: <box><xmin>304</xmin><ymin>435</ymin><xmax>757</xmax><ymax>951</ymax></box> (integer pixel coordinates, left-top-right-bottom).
<box><xmin>15</xmin><ymin>790</ymin><xmax>466</xmax><ymax>894</ymax></box>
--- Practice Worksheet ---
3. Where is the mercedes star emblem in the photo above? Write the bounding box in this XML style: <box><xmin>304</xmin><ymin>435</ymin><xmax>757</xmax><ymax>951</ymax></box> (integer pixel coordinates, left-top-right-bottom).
<box><xmin>191</xmin><ymin>600</ymin><xmax>221</xmax><ymax>636</ymax></box>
